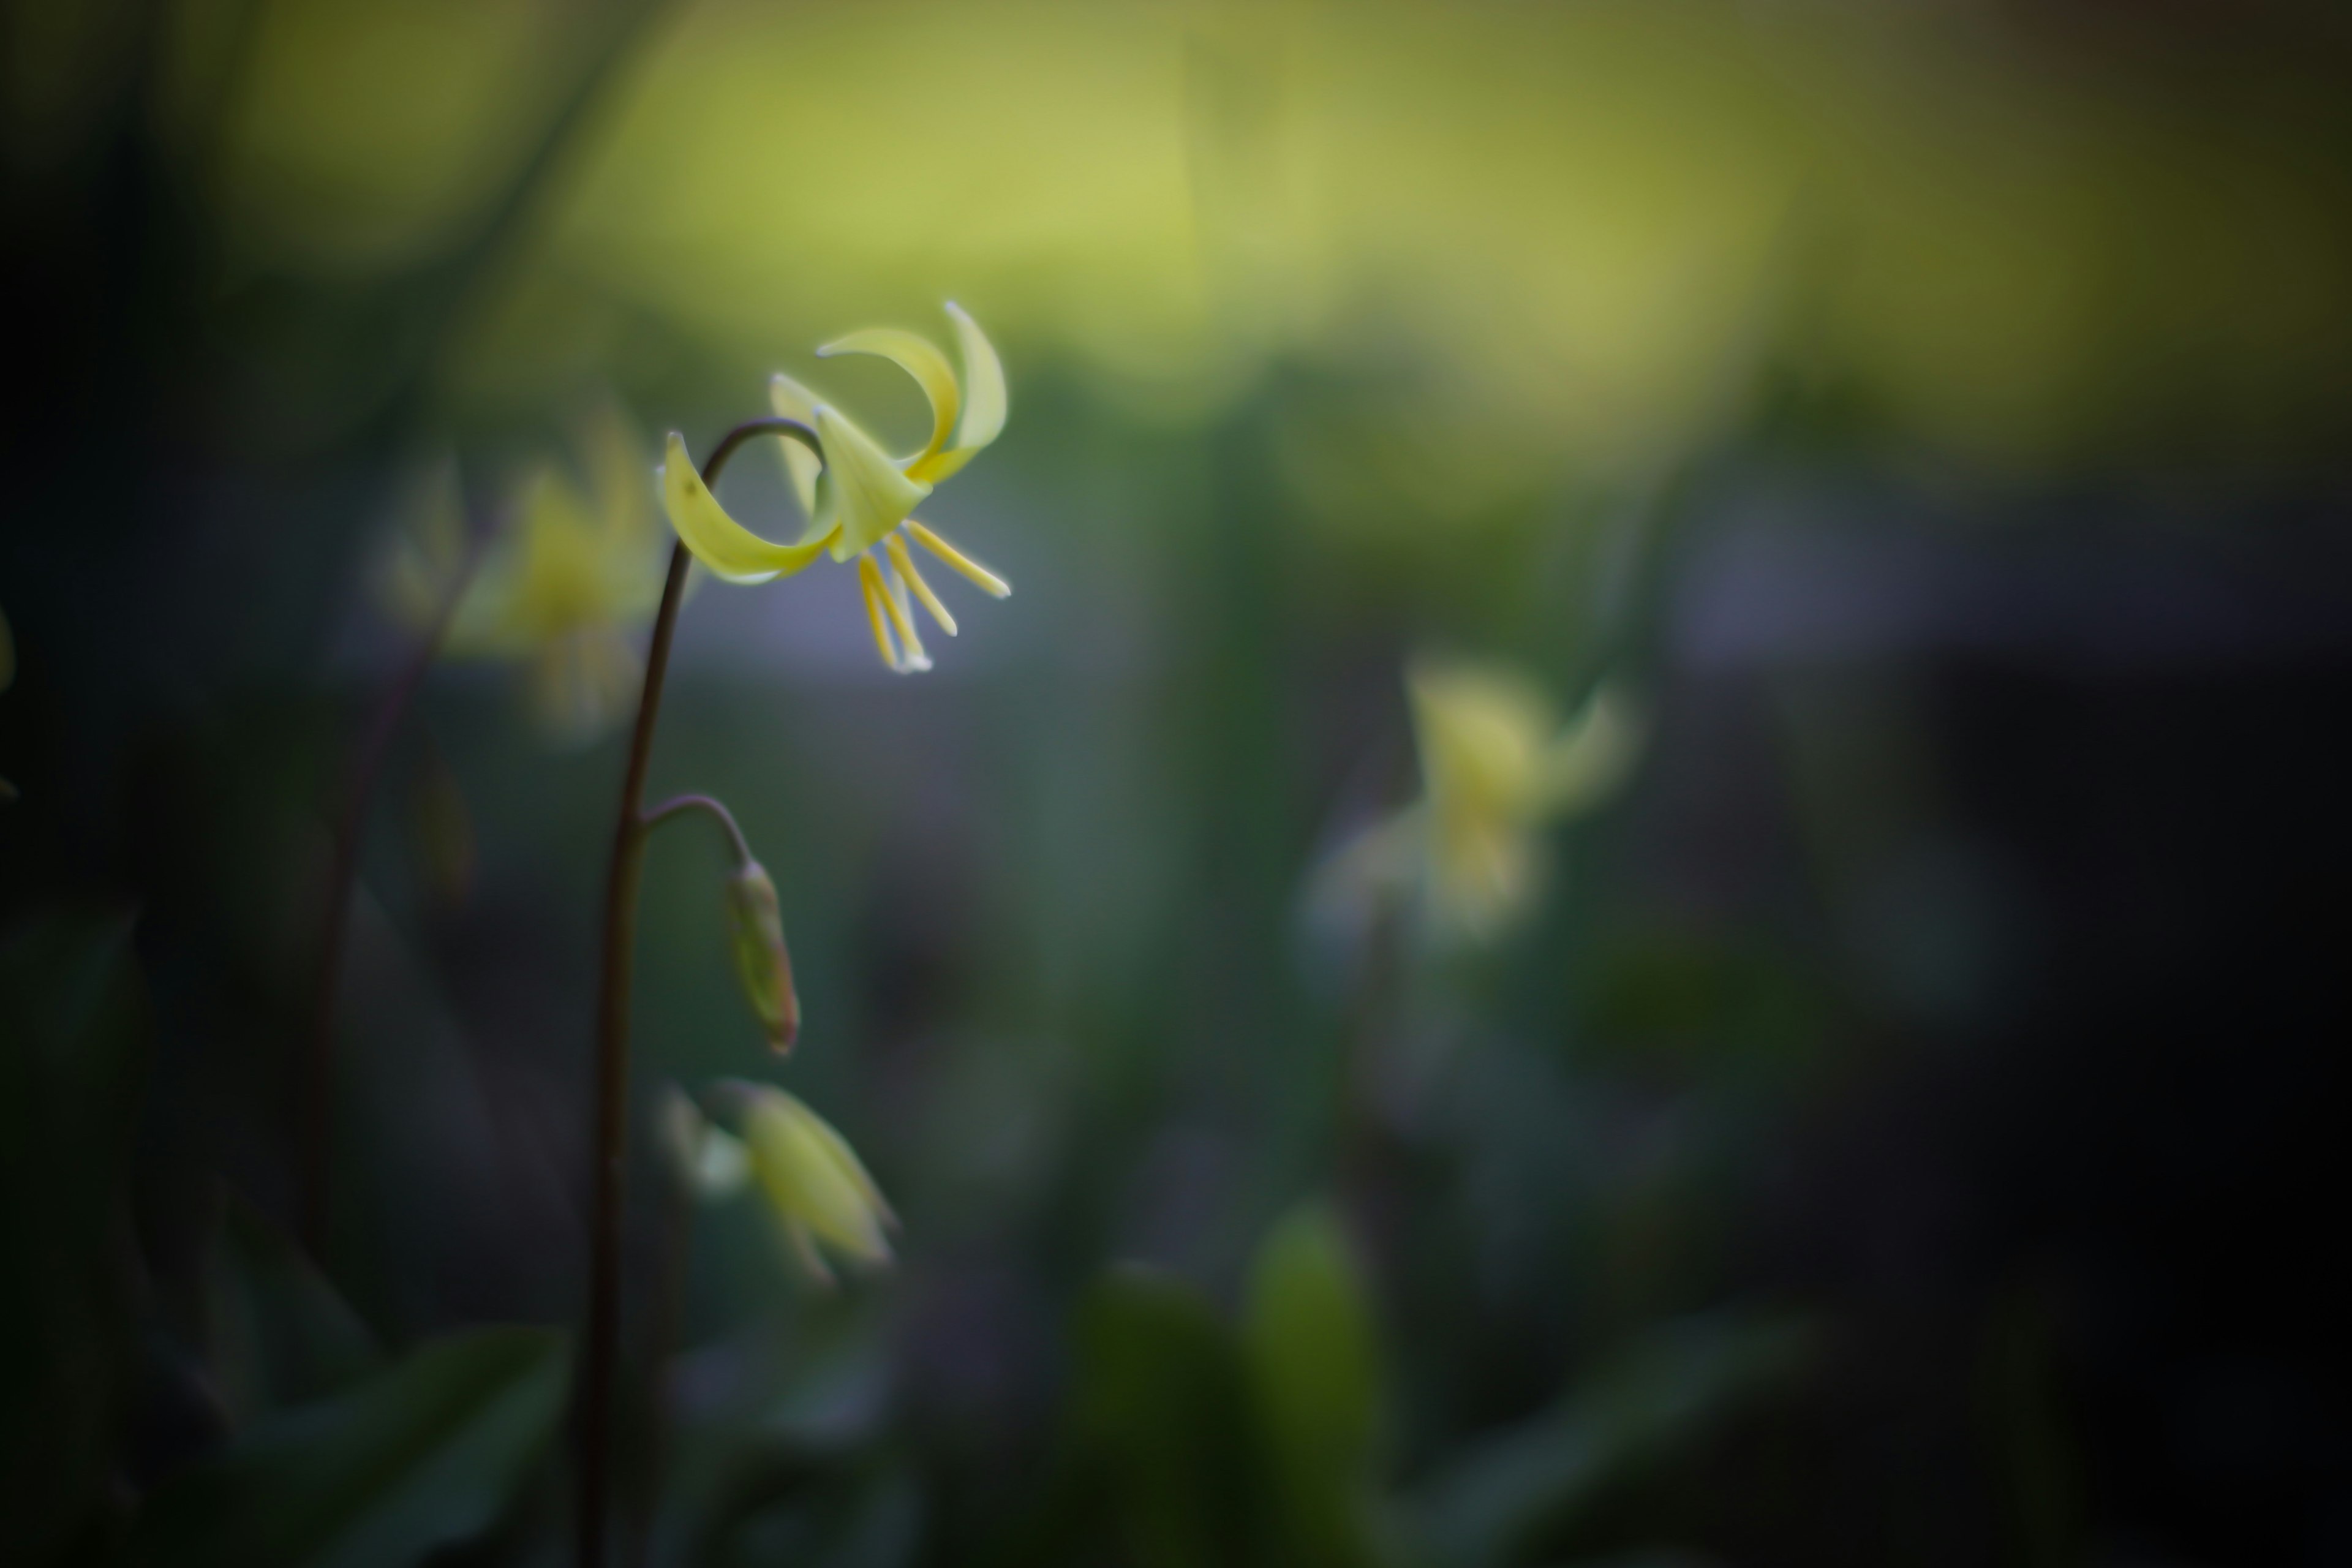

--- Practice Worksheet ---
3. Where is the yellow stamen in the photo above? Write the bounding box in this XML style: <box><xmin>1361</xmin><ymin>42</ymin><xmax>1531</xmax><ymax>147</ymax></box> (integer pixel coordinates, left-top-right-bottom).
<box><xmin>905</xmin><ymin>520</ymin><xmax>1011</xmax><ymax>599</ymax></box>
<box><xmin>886</xmin><ymin>564</ymin><xmax>932</xmax><ymax>671</ymax></box>
<box><xmin>865</xmin><ymin>552</ymin><xmax>929</xmax><ymax>673</ymax></box>
<box><xmin>886</xmin><ymin>533</ymin><xmax>957</xmax><ymax>636</ymax></box>
<box><xmin>857</xmin><ymin>556</ymin><xmax>902</xmax><ymax>671</ymax></box>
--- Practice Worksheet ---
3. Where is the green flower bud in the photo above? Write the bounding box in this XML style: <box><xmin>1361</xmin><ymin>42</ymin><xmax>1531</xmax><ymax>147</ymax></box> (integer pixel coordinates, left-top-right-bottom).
<box><xmin>723</xmin><ymin>859</ymin><xmax>799</xmax><ymax>1054</ymax></box>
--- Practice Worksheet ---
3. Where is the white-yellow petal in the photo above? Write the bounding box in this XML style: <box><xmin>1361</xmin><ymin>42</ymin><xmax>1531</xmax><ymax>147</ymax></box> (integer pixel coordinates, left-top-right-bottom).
<box><xmin>946</xmin><ymin>301</ymin><xmax>1006</xmax><ymax>450</ymax></box>
<box><xmin>905</xmin><ymin>304</ymin><xmax>1007</xmax><ymax>483</ymax></box>
<box><xmin>818</xmin><ymin>328</ymin><xmax>960</xmax><ymax>469</ymax></box>
<box><xmin>766</xmin><ymin>373</ymin><xmax>827</xmax><ymax>520</ymax></box>
<box><xmin>1539</xmin><ymin>684</ymin><xmax>1642</xmax><ymax>814</ymax></box>
<box><xmin>816</xmin><ymin>406</ymin><xmax>930</xmax><ymax>561</ymax></box>
<box><xmin>662</xmin><ymin>432</ymin><xmax>835</xmax><ymax>585</ymax></box>
<box><xmin>1408</xmin><ymin>657</ymin><xmax>1557</xmax><ymax>823</ymax></box>
<box><xmin>742</xmin><ymin>1089</ymin><xmax>895</xmax><ymax>1270</ymax></box>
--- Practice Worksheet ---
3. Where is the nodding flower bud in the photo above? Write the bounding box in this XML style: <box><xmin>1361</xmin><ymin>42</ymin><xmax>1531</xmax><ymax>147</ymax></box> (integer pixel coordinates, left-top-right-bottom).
<box><xmin>723</xmin><ymin>859</ymin><xmax>799</xmax><ymax>1054</ymax></box>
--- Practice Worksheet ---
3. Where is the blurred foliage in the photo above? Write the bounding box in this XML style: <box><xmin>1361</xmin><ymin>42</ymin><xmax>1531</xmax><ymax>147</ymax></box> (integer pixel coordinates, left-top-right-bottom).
<box><xmin>0</xmin><ymin>914</ymin><xmax>150</xmax><ymax>1565</ymax></box>
<box><xmin>169</xmin><ymin>0</ymin><xmax>2352</xmax><ymax>478</ymax></box>
<box><xmin>123</xmin><ymin>1324</ymin><xmax>568</xmax><ymax>1568</ymax></box>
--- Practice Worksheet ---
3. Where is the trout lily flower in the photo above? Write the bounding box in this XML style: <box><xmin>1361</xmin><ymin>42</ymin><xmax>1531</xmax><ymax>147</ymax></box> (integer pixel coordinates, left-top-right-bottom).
<box><xmin>660</xmin><ymin>303</ymin><xmax>1009</xmax><ymax>673</ymax></box>
<box><xmin>1320</xmin><ymin>657</ymin><xmax>1642</xmax><ymax>943</ymax></box>
<box><xmin>379</xmin><ymin>401</ymin><xmax>668</xmax><ymax>743</ymax></box>
<box><xmin>724</xmin><ymin>1082</ymin><xmax>897</xmax><ymax>1286</ymax></box>
<box><xmin>656</xmin><ymin>1084</ymin><xmax>752</xmax><ymax>1199</ymax></box>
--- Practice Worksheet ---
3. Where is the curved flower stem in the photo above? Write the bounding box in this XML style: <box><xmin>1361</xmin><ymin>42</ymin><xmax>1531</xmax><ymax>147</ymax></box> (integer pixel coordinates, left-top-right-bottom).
<box><xmin>627</xmin><ymin>1147</ymin><xmax>697</xmax><ymax>1568</ymax></box>
<box><xmin>642</xmin><ymin>793</ymin><xmax>753</xmax><ymax>867</ymax></box>
<box><xmin>301</xmin><ymin>532</ymin><xmax>489</xmax><ymax>1258</ymax></box>
<box><xmin>577</xmin><ymin>417</ymin><xmax>816</xmax><ymax>1568</ymax></box>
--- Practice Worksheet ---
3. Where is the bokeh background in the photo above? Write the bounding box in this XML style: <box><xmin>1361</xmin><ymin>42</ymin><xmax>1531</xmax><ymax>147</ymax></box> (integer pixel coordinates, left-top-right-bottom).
<box><xmin>5</xmin><ymin>1</ymin><xmax>2350</xmax><ymax>1564</ymax></box>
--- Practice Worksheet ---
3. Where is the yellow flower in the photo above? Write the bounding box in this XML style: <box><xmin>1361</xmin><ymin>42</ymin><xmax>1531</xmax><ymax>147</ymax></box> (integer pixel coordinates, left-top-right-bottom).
<box><xmin>733</xmin><ymin>1084</ymin><xmax>897</xmax><ymax>1286</ymax></box>
<box><xmin>380</xmin><ymin>401</ymin><xmax>668</xmax><ymax>742</ymax></box>
<box><xmin>655</xmin><ymin>1085</ymin><xmax>752</xmax><ymax>1199</ymax></box>
<box><xmin>660</xmin><ymin>303</ymin><xmax>1010</xmax><ymax>674</ymax></box>
<box><xmin>1324</xmin><ymin>657</ymin><xmax>1641</xmax><ymax>943</ymax></box>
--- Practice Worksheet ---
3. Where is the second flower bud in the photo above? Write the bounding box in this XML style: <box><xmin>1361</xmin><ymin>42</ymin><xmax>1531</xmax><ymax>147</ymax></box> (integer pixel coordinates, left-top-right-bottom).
<box><xmin>724</xmin><ymin>859</ymin><xmax>800</xmax><ymax>1054</ymax></box>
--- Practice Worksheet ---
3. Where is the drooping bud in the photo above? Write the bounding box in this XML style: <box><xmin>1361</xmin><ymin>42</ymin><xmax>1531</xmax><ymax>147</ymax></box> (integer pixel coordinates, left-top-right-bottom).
<box><xmin>723</xmin><ymin>859</ymin><xmax>799</xmax><ymax>1054</ymax></box>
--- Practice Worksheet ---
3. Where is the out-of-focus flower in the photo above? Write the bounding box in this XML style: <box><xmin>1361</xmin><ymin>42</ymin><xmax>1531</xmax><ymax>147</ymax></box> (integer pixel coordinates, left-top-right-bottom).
<box><xmin>722</xmin><ymin>859</ymin><xmax>800</xmax><ymax>1055</ymax></box>
<box><xmin>661</xmin><ymin>303</ymin><xmax>1010</xmax><ymax>674</ymax></box>
<box><xmin>656</xmin><ymin>1084</ymin><xmax>751</xmax><ymax>1199</ymax></box>
<box><xmin>728</xmin><ymin>1083</ymin><xmax>897</xmax><ymax>1286</ymax></box>
<box><xmin>1320</xmin><ymin>657</ymin><xmax>1641</xmax><ymax>943</ymax></box>
<box><xmin>378</xmin><ymin>400</ymin><xmax>667</xmax><ymax>743</ymax></box>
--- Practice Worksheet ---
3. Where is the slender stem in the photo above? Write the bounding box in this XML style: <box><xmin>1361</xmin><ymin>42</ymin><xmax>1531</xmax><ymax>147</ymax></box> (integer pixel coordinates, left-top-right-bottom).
<box><xmin>704</xmin><ymin>416</ymin><xmax>822</xmax><ymax>469</ymax></box>
<box><xmin>301</xmin><ymin>535</ymin><xmax>489</xmax><ymax>1257</ymax></box>
<box><xmin>643</xmin><ymin>793</ymin><xmax>753</xmax><ymax>867</ymax></box>
<box><xmin>627</xmin><ymin>1159</ymin><xmax>696</xmax><ymax>1568</ymax></box>
<box><xmin>576</xmin><ymin>420</ymin><xmax>807</xmax><ymax>1568</ymax></box>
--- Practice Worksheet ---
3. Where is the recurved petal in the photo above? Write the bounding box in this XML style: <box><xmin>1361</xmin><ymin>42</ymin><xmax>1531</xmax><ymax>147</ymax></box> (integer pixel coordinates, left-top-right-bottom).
<box><xmin>742</xmin><ymin>1089</ymin><xmax>895</xmax><ymax>1269</ymax></box>
<box><xmin>818</xmin><ymin>328</ymin><xmax>960</xmax><ymax>468</ymax></box>
<box><xmin>662</xmin><ymin>432</ymin><xmax>836</xmax><ymax>584</ymax></box>
<box><xmin>946</xmin><ymin>302</ymin><xmax>1006</xmax><ymax>450</ymax></box>
<box><xmin>766</xmin><ymin>374</ymin><xmax>827</xmax><ymax>519</ymax></box>
<box><xmin>1408</xmin><ymin>657</ymin><xmax>1557</xmax><ymax>820</ymax></box>
<box><xmin>816</xmin><ymin>406</ymin><xmax>930</xmax><ymax>560</ymax></box>
<box><xmin>656</xmin><ymin>1086</ymin><xmax>751</xmax><ymax>1199</ymax></box>
<box><xmin>1427</xmin><ymin>812</ymin><xmax>1544</xmax><ymax>942</ymax></box>
<box><xmin>791</xmin><ymin>1095</ymin><xmax>899</xmax><ymax>1244</ymax></box>
<box><xmin>903</xmin><ymin>304</ymin><xmax>1008</xmax><ymax>483</ymax></box>
<box><xmin>1539</xmin><ymin>684</ymin><xmax>1642</xmax><ymax>815</ymax></box>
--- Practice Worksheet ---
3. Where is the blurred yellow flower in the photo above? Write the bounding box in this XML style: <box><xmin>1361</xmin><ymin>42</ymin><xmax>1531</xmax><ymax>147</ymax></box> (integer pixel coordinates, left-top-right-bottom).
<box><xmin>380</xmin><ymin>401</ymin><xmax>667</xmax><ymax>742</ymax></box>
<box><xmin>734</xmin><ymin>1084</ymin><xmax>897</xmax><ymax>1286</ymax></box>
<box><xmin>661</xmin><ymin>303</ymin><xmax>1009</xmax><ymax>673</ymax></box>
<box><xmin>1325</xmin><ymin>658</ymin><xmax>1642</xmax><ymax>943</ymax></box>
<box><xmin>655</xmin><ymin>1084</ymin><xmax>752</xmax><ymax>1199</ymax></box>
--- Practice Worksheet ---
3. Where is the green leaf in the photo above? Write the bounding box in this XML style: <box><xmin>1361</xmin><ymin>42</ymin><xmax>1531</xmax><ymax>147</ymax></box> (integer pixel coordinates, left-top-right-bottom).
<box><xmin>205</xmin><ymin>1191</ymin><xmax>384</xmax><ymax>1427</ymax></box>
<box><xmin>124</xmin><ymin>1325</ymin><xmax>570</xmax><ymax>1568</ymax></box>
<box><xmin>1242</xmin><ymin>1202</ymin><xmax>1388</xmax><ymax>1568</ymax></box>
<box><xmin>1408</xmin><ymin>1309</ymin><xmax>1811</xmax><ymax>1568</ymax></box>
<box><xmin>0</xmin><ymin>911</ymin><xmax>151</xmax><ymax>1565</ymax></box>
<box><xmin>1067</xmin><ymin>1265</ymin><xmax>1273</xmax><ymax>1568</ymax></box>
